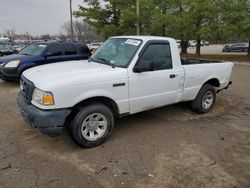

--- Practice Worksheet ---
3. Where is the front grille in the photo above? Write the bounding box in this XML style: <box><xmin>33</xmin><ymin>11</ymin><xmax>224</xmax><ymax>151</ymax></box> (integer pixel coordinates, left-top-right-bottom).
<box><xmin>20</xmin><ymin>75</ymin><xmax>35</xmax><ymax>104</ymax></box>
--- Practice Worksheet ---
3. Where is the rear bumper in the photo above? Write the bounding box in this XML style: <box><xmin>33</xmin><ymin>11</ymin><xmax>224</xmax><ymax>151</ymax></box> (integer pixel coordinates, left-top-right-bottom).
<box><xmin>217</xmin><ymin>81</ymin><xmax>232</xmax><ymax>93</ymax></box>
<box><xmin>17</xmin><ymin>92</ymin><xmax>71</xmax><ymax>135</ymax></box>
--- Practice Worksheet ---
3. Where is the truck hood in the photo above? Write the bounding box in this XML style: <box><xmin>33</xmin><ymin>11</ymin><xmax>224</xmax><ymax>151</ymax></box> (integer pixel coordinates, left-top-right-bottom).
<box><xmin>23</xmin><ymin>60</ymin><xmax>128</xmax><ymax>90</ymax></box>
<box><xmin>0</xmin><ymin>54</ymin><xmax>33</xmax><ymax>64</ymax></box>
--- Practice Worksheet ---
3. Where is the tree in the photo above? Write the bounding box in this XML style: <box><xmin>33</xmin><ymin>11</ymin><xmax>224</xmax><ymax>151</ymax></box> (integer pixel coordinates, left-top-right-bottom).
<box><xmin>74</xmin><ymin>0</ymin><xmax>141</xmax><ymax>38</ymax></box>
<box><xmin>75</xmin><ymin>0</ymin><xmax>250</xmax><ymax>56</ymax></box>
<box><xmin>61</xmin><ymin>20</ymin><xmax>101</xmax><ymax>42</ymax></box>
<box><xmin>4</xmin><ymin>28</ymin><xmax>16</xmax><ymax>42</ymax></box>
<box><xmin>220</xmin><ymin>0</ymin><xmax>250</xmax><ymax>56</ymax></box>
<box><xmin>152</xmin><ymin>0</ymin><xmax>222</xmax><ymax>56</ymax></box>
<box><xmin>40</xmin><ymin>34</ymin><xmax>51</xmax><ymax>40</ymax></box>
<box><xmin>186</xmin><ymin>0</ymin><xmax>221</xmax><ymax>56</ymax></box>
<box><xmin>137</xmin><ymin>0</ymin><xmax>221</xmax><ymax>55</ymax></box>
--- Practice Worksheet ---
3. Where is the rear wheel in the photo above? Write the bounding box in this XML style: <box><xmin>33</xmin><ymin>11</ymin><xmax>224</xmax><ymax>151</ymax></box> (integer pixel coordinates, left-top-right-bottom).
<box><xmin>191</xmin><ymin>84</ymin><xmax>216</xmax><ymax>114</ymax></box>
<box><xmin>70</xmin><ymin>103</ymin><xmax>114</xmax><ymax>148</ymax></box>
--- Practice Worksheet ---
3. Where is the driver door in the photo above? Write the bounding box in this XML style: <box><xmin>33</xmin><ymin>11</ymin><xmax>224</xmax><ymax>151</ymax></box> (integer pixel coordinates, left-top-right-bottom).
<box><xmin>128</xmin><ymin>41</ymin><xmax>184</xmax><ymax>114</ymax></box>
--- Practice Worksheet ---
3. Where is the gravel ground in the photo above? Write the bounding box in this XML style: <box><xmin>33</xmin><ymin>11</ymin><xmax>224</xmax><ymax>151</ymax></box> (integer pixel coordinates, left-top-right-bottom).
<box><xmin>0</xmin><ymin>63</ymin><xmax>250</xmax><ymax>188</ymax></box>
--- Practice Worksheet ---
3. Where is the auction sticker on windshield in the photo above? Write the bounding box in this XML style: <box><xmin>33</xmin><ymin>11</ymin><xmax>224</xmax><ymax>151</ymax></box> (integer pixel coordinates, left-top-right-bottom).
<box><xmin>125</xmin><ymin>39</ymin><xmax>141</xmax><ymax>46</ymax></box>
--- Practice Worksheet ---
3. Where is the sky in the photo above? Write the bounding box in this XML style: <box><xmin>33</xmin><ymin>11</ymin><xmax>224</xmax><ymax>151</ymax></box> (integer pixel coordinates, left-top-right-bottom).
<box><xmin>0</xmin><ymin>0</ymin><xmax>85</xmax><ymax>36</ymax></box>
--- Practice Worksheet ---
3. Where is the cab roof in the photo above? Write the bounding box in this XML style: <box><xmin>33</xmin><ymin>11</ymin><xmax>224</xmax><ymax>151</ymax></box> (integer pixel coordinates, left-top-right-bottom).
<box><xmin>110</xmin><ymin>35</ymin><xmax>175</xmax><ymax>42</ymax></box>
<box><xmin>32</xmin><ymin>41</ymin><xmax>84</xmax><ymax>45</ymax></box>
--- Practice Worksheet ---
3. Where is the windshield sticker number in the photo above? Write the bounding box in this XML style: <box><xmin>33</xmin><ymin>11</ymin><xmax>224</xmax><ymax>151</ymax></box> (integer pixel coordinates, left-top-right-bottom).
<box><xmin>125</xmin><ymin>39</ymin><xmax>141</xmax><ymax>46</ymax></box>
<box><xmin>39</xmin><ymin>45</ymin><xmax>46</xmax><ymax>48</ymax></box>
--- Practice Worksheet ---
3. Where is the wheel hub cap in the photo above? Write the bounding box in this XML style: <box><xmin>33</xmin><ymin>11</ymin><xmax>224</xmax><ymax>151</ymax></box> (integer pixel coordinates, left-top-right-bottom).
<box><xmin>87</xmin><ymin>120</ymin><xmax>98</xmax><ymax>131</ymax></box>
<box><xmin>81</xmin><ymin>113</ymin><xmax>108</xmax><ymax>141</ymax></box>
<box><xmin>202</xmin><ymin>91</ymin><xmax>214</xmax><ymax>109</ymax></box>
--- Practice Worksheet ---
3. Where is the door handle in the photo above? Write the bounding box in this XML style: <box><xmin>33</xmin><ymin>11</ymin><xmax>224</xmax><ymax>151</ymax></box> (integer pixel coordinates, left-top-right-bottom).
<box><xmin>170</xmin><ymin>74</ymin><xmax>177</xmax><ymax>79</ymax></box>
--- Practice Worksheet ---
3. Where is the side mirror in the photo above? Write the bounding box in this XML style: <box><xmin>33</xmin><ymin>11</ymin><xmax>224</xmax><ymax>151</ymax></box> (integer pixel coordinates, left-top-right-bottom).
<box><xmin>134</xmin><ymin>60</ymin><xmax>154</xmax><ymax>73</ymax></box>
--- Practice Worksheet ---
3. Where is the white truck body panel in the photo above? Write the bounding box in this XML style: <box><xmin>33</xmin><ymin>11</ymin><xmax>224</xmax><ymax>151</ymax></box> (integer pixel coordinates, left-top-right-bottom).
<box><xmin>23</xmin><ymin>36</ymin><xmax>233</xmax><ymax>115</ymax></box>
<box><xmin>181</xmin><ymin>63</ymin><xmax>233</xmax><ymax>101</ymax></box>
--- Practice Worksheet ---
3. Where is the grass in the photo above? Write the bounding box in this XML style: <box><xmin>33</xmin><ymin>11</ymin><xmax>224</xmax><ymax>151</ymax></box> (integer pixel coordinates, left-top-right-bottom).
<box><xmin>182</xmin><ymin>54</ymin><xmax>250</xmax><ymax>62</ymax></box>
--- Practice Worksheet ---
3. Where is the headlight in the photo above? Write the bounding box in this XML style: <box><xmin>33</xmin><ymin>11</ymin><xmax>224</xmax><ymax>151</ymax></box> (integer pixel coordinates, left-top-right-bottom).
<box><xmin>4</xmin><ymin>60</ymin><xmax>20</xmax><ymax>68</ymax></box>
<box><xmin>32</xmin><ymin>88</ymin><xmax>54</xmax><ymax>106</ymax></box>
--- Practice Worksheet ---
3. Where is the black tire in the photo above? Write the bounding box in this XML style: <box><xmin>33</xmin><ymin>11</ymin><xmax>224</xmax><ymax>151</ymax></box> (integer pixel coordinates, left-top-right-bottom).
<box><xmin>70</xmin><ymin>103</ymin><xmax>114</xmax><ymax>148</ymax></box>
<box><xmin>191</xmin><ymin>84</ymin><xmax>216</xmax><ymax>114</ymax></box>
<box><xmin>1</xmin><ymin>77</ymin><xmax>18</xmax><ymax>82</ymax></box>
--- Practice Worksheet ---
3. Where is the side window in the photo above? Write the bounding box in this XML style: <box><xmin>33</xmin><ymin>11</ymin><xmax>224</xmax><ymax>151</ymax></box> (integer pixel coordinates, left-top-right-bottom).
<box><xmin>63</xmin><ymin>44</ymin><xmax>77</xmax><ymax>55</ymax></box>
<box><xmin>140</xmin><ymin>43</ymin><xmax>172</xmax><ymax>70</ymax></box>
<box><xmin>233</xmin><ymin>44</ymin><xmax>244</xmax><ymax>48</ymax></box>
<box><xmin>45</xmin><ymin>45</ymin><xmax>63</xmax><ymax>56</ymax></box>
<box><xmin>80</xmin><ymin>45</ymin><xmax>90</xmax><ymax>55</ymax></box>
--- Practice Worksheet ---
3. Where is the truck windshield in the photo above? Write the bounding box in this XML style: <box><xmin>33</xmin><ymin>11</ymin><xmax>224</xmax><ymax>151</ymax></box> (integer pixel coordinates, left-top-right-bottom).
<box><xmin>91</xmin><ymin>38</ymin><xmax>142</xmax><ymax>68</ymax></box>
<box><xmin>19</xmin><ymin>43</ymin><xmax>47</xmax><ymax>56</ymax></box>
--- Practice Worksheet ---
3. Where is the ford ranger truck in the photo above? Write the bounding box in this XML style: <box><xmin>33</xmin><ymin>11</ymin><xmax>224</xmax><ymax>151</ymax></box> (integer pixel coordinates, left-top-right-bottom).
<box><xmin>17</xmin><ymin>36</ymin><xmax>233</xmax><ymax>148</ymax></box>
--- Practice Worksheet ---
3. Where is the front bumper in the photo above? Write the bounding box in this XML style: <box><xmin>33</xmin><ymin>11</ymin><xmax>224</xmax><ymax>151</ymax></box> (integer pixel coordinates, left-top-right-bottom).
<box><xmin>17</xmin><ymin>92</ymin><xmax>71</xmax><ymax>135</ymax></box>
<box><xmin>0</xmin><ymin>66</ymin><xmax>20</xmax><ymax>79</ymax></box>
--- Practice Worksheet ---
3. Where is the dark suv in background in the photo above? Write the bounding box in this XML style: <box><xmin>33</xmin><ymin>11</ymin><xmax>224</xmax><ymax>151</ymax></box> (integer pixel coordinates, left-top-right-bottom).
<box><xmin>0</xmin><ymin>41</ymin><xmax>91</xmax><ymax>81</ymax></box>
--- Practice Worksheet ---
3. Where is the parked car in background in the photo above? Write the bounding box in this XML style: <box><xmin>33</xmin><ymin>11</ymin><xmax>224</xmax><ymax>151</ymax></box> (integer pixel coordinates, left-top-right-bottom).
<box><xmin>222</xmin><ymin>43</ymin><xmax>249</xmax><ymax>52</ymax></box>
<box><xmin>189</xmin><ymin>40</ymin><xmax>197</xmax><ymax>47</ymax></box>
<box><xmin>0</xmin><ymin>45</ymin><xmax>17</xmax><ymax>56</ymax></box>
<box><xmin>176</xmin><ymin>40</ymin><xmax>181</xmax><ymax>48</ymax></box>
<box><xmin>188</xmin><ymin>40</ymin><xmax>209</xmax><ymax>47</ymax></box>
<box><xmin>12</xmin><ymin>44</ymin><xmax>29</xmax><ymax>52</ymax></box>
<box><xmin>0</xmin><ymin>41</ymin><xmax>91</xmax><ymax>81</ymax></box>
<box><xmin>89</xmin><ymin>42</ymin><xmax>103</xmax><ymax>52</ymax></box>
<box><xmin>204</xmin><ymin>41</ymin><xmax>210</xmax><ymax>46</ymax></box>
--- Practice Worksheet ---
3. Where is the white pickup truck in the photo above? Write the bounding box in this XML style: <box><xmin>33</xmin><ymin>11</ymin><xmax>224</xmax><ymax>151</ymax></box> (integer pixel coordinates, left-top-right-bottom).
<box><xmin>17</xmin><ymin>36</ymin><xmax>233</xmax><ymax>147</ymax></box>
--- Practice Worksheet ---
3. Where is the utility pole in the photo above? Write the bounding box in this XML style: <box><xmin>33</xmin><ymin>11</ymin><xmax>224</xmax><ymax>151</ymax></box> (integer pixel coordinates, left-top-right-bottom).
<box><xmin>70</xmin><ymin>0</ymin><xmax>74</xmax><ymax>41</ymax></box>
<box><xmin>136</xmin><ymin>0</ymin><xmax>140</xmax><ymax>35</ymax></box>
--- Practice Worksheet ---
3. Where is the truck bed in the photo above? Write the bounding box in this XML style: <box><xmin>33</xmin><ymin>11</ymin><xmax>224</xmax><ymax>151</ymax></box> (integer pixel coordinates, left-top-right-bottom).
<box><xmin>181</xmin><ymin>58</ymin><xmax>222</xmax><ymax>65</ymax></box>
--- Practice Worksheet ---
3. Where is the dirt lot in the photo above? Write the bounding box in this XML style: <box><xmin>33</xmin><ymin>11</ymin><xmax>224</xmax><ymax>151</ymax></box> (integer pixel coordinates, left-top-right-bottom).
<box><xmin>0</xmin><ymin>63</ymin><xmax>250</xmax><ymax>188</ymax></box>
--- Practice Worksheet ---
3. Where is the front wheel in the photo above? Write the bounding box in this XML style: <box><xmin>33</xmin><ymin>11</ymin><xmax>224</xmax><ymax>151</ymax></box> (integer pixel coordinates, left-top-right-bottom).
<box><xmin>191</xmin><ymin>84</ymin><xmax>216</xmax><ymax>114</ymax></box>
<box><xmin>0</xmin><ymin>77</ymin><xmax>18</xmax><ymax>82</ymax></box>
<box><xmin>70</xmin><ymin>103</ymin><xmax>114</xmax><ymax>148</ymax></box>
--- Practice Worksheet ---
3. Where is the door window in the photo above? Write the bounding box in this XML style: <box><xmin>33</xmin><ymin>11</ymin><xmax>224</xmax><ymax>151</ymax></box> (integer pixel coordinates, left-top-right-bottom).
<box><xmin>63</xmin><ymin>44</ymin><xmax>77</xmax><ymax>55</ymax></box>
<box><xmin>45</xmin><ymin>45</ymin><xmax>63</xmax><ymax>56</ymax></box>
<box><xmin>140</xmin><ymin>43</ymin><xmax>172</xmax><ymax>70</ymax></box>
<box><xmin>80</xmin><ymin>45</ymin><xmax>91</xmax><ymax>55</ymax></box>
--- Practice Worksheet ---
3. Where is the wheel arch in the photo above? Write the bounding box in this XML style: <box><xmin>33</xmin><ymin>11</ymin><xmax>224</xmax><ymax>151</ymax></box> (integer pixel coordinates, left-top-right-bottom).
<box><xmin>203</xmin><ymin>78</ymin><xmax>220</xmax><ymax>88</ymax></box>
<box><xmin>190</xmin><ymin>78</ymin><xmax>220</xmax><ymax>101</ymax></box>
<box><xmin>68</xmin><ymin>96</ymin><xmax>120</xmax><ymax>120</ymax></box>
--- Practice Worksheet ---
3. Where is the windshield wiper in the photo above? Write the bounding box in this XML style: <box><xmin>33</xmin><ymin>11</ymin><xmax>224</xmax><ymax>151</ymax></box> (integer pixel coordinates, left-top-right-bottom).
<box><xmin>97</xmin><ymin>58</ymin><xmax>116</xmax><ymax>68</ymax></box>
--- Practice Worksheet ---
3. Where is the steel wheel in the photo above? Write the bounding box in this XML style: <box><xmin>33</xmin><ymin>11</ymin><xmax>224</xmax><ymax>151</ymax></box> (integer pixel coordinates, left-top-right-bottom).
<box><xmin>81</xmin><ymin>113</ymin><xmax>108</xmax><ymax>141</ymax></box>
<box><xmin>201</xmin><ymin>91</ymin><xmax>214</xmax><ymax>110</ymax></box>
